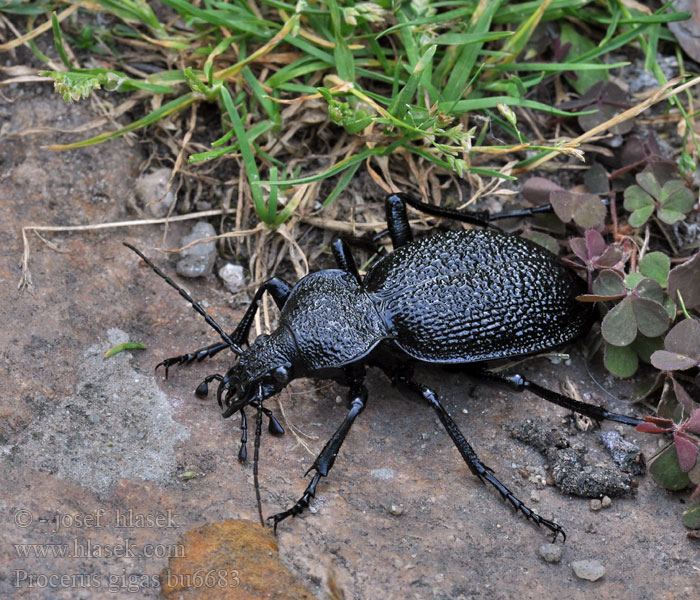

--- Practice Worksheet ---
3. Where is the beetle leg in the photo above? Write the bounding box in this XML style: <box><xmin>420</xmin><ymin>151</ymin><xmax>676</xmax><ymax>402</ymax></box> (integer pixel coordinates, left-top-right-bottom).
<box><xmin>478</xmin><ymin>371</ymin><xmax>643</xmax><ymax>427</ymax></box>
<box><xmin>155</xmin><ymin>277</ymin><xmax>292</xmax><ymax>380</ymax></box>
<box><xmin>385</xmin><ymin>194</ymin><xmax>415</xmax><ymax>247</ymax></box>
<box><xmin>237</xmin><ymin>406</ymin><xmax>285</xmax><ymax>465</ymax></box>
<box><xmin>194</xmin><ymin>373</ymin><xmax>224</xmax><ymax>398</ymax></box>
<box><xmin>238</xmin><ymin>408</ymin><xmax>248</xmax><ymax>462</ymax></box>
<box><xmin>386</xmin><ymin>192</ymin><xmax>570</xmax><ymax>228</ymax></box>
<box><xmin>331</xmin><ymin>238</ymin><xmax>362</xmax><ymax>285</ymax></box>
<box><xmin>268</xmin><ymin>379</ymin><xmax>368</xmax><ymax>531</ymax></box>
<box><xmin>391</xmin><ymin>374</ymin><xmax>566</xmax><ymax>541</ymax></box>
<box><xmin>157</xmin><ymin>342</ymin><xmax>234</xmax><ymax>379</ymax></box>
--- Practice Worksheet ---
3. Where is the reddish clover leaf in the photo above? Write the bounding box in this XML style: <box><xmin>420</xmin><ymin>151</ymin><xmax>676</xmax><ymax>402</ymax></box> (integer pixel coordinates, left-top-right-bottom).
<box><xmin>559</xmin><ymin>81</ymin><xmax>633</xmax><ymax>134</ymax></box>
<box><xmin>550</xmin><ymin>191</ymin><xmax>607</xmax><ymax>229</ymax></box>
<box><xmin>674</xmin><ymin>379</ymin><xmax>699</xmax><ymax>416</ymax></box>
<box><xmin>651</xmin><ymin>319</ymin><xmax>700</xmax><ymax>372</ymax></box>
<box><xmin>596</xmin><ymin>245</ymin><xmax>624</xmax><ymax>268</ymax></box>
<box><xmin>522</xmin><ymin>180</ymin><xmax>607</xmax><ymax>229</ymax></box>
<box><xmin>686</xmin><ymin>409</ymin><xmax>700</xmax><ymax>435</ymax></box>
<box><xmin>567</xmin><ymin>230</ymin><xmax>625</xmax><ymax>290</ymax></box>
<box><xmin>652</xmin><ymin>351</ymin><xmax>699</xmax><ymax>371</ymax></box>
<box><xmin>674</xmin><ymin>431</ymin><xmax>699</xmax><ymax>472</ymax></box>
<box><xmin>585</xmin><ymin>229</ymin><xmax>606</xmax><ymax>259</ymax></box>
<box><xmin>668</xmin><ymin>252</ymin><xmax>700</xmax><ymax>310</ymax></box>
<box><xmin>521</xmin><ymin>177</ymin><xmax>564</xmax><ymax>205</ymax></box>
<box><xmin>636</xmin><ymin>419</ymin><xmax>674</xmax><ymax>434</ymax></box>
<box><xmin>612</xmin><ymin>133</ymin><xmax>678</xmax><ymax>181</ymax></box>
<box><xmin>637</xmin><ymin>409</ymin><xmax>700</xmax><ymax>477</ymax></box>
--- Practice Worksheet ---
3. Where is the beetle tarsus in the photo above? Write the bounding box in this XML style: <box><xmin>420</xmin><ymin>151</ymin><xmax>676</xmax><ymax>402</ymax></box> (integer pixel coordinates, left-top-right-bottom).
<box><xmin>394</xmin><ymin>374</ymin><xmax>567</xmax><ymax>541</ymax></box>
<box><xmin>262</xmin><ymin>408</ymin><xmax>285</xmax><ymax>436</ymax></box>
<box><xmin>194</xmin><ymin>373</ymin><xmax>224</xmax><ymax>398</ymax></box>
<box><xmin>157</xmin><ymin>342</ymin><xmax>231</xmax><ymax>378</ymax></box>
<box><xmin>269</xmin><ymin>381</ymin><xmax>367</xmax><ymax>530</ymax></box>
<box><xmin>269</xmin><ymin>472</ymin><xmax>322</xmax><ymax>532</ymax></box>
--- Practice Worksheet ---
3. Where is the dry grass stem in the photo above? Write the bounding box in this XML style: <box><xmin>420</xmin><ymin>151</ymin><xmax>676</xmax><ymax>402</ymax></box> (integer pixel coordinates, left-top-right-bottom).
<box><xmin>18</xmin><ymin>208</ymin><xmax>243</xmax><ymax>289</ymax></box>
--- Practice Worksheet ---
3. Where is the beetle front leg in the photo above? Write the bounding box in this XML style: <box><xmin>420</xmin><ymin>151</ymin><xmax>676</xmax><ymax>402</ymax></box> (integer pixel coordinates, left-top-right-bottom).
<box><xmin>268</xmin><ymin>379</ymin><xmax>368</xmax><ymax>531</ymax></box>
<box><xmin>157</xmin><ymin>277</ymin><xmax>292</xmax><ymax>379</ymax></box>
<box><xmin>391</xmin><ymin>374</ymin><xmax>566</xmax><ymax>541</ymax></box>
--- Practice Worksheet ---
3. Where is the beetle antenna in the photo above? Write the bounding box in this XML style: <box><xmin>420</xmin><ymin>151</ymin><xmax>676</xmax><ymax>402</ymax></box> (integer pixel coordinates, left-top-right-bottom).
<box><xmin>253</xmin><ymin>393</ymin><xmax>265</xmax><ymax>527</ymax></box>
<box><xmin>123</xmin><ymin>243</ymin><xmax>242</xmax><ymax>356</ymax></box>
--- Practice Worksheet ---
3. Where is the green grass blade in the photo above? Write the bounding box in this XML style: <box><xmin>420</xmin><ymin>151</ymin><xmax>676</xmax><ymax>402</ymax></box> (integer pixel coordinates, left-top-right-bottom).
<box><xmin>242</xmin><ymin>66</ymin><xmax>280</xmax><ymax>125</ymax></box>
<box><xmin>218</xmin><ymin>85</ymin><xmax>267</xmax><ymax>223</ymax></box>
<box><xmin>388</xmin><ymin>45</ymin><xmax>436</xmax><ymax>119</ymax></box>
<box><xmin>432</xmin><ymin>31</ymin><xmax>512</xmax><ymax>45</ymax></box>
<box><xmin>444</xmin><ymin>95</ymin><xmax>593</xmax><ymax>117</ymax></box>
<box><xmin>50</xmin><ymin>11</ymin><xmax>72</xmax><ymax>67</ymax></box>
<box><xmin>443</xmin><ymin>0</ymin><xmax>502</xmax><ymax>101</ymax></box>
<box><xmin>321</xmin><ymin>160</ymin><xmax>362</xmax><ymax>208</ymax></box>
<box><xmin>327</xmin><ymin>0</ymin><xmax>355</xmax><ymax>83</ymax></box>
<box><xmin>44</xmin><ymin>92</ymin><xmax>197</xmax><ymax>150</ymax></box>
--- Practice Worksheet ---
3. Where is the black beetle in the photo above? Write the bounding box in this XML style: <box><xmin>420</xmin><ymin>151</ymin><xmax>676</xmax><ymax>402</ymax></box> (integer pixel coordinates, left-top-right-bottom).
<box><xmin>125</xmin><ymin>193</ymin><xmax>643</xmax><ymax>540</ymax></box>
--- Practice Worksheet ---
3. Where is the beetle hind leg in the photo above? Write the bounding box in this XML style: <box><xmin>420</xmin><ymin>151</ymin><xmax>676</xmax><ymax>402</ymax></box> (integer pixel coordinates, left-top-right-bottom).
<box><xmin>392</xmin><ymin>374</ymin><xmax>566</xmax><ymax>541</ymax></box>
<box><xmin>479</xmin><ymin>371</ymin><xmax>643</xmax><ymax>427</ymax></box>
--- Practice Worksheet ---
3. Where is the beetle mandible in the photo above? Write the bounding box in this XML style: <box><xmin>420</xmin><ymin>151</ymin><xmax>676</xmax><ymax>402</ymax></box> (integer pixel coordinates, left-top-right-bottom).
<box><xmin>125</xmin><ymin>193</ymin><xmax>643</xmax><ymax>541</ymax></box>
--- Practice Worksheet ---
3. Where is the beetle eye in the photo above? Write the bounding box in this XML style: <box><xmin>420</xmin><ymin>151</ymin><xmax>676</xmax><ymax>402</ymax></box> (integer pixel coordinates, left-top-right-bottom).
<box><xmin>272</xmin><ymin>365</ymin><xmax>290</xmax><ymax>385</ymax></box>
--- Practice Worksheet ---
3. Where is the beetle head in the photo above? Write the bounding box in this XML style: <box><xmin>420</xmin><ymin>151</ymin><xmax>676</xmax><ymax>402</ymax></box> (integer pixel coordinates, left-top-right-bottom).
<box><xmin>217</xmin><ymin>325</ymin><xmax>299</xmax><ymax>417</ymax></box>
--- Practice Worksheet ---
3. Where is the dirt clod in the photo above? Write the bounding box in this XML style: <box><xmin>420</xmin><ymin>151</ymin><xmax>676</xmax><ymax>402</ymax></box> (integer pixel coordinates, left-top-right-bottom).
<box><xmin>539</xmin><ymin>544</ymin><xmax>563</xmax><ymax>564</ymax></box>
<box><xmin>511</xmin><ymin>419</ymin><xmax>638</xmax><ymax>497</ymax></box>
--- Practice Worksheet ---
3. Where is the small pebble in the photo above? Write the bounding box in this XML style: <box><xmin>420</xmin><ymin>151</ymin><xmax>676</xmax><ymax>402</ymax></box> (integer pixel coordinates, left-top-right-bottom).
<box><xmin>539</xmin><ymin>543</ymin><xmax>562</xmax><ymax>563</ymax></box>
<box><xmin>572</xmin><ymin>560</ymin><xmax>605</xmax><ymax>581</ymax></box>
<box><xmin>530</xmin><ymin>490</ymin><xmax>540</xmax><ymax>503</ymax></box>
<box><xmin>176</xmin><ymin>221</ymin><xmax>217</xmax><ymax>278</ymax></box>
<box><xmin>218</xmin><ymin>263</ymin><xmax>246</xmax><ymax>293</ymax></box>
<box><xmin>389</xmin><ymin>504</ymin><xmax>405</xmax><ymax>516</ymax></box>
<box><xmin>135</xmin><ymin>168</ymin><xmax>174</xmax><ymax>218</ymax></box>
<box><xmin>601</xmin><ymin>496</ymin><xmax>612</xmax><ymax>509</ymax></box>
<box><xmin>590</xmin><ymin>499</ymin><xmax>602</xmax><ymax>511</ymax></box>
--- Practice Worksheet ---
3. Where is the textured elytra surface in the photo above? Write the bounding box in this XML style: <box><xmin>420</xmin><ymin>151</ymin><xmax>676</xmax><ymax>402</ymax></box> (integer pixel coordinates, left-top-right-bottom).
<box><xmin>363</xmin><ymin>230</ymin><xmax>593</xmax><ymax>362</ymax></box>
<box><xmin>271</xmin><ymin>229</ymin><xmax>591</xmax><ymax>373</ymax></box>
